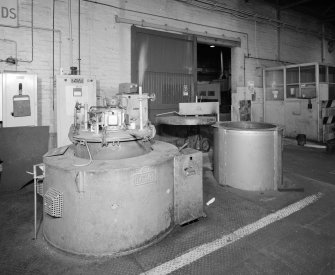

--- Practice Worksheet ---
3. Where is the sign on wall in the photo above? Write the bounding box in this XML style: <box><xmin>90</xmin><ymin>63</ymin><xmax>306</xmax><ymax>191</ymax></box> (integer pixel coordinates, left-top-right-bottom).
<box><xmin>0</xmin><ymin>0</ymin><xmax>18</xmax><ymax>27</ymax></box>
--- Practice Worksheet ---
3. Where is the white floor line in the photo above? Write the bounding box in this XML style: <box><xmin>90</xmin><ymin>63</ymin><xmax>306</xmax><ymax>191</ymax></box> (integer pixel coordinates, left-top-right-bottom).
<box><xmin>142</xmin><ymin>192</ymin><xmax>323</xmax><ymax>275</ymax></box>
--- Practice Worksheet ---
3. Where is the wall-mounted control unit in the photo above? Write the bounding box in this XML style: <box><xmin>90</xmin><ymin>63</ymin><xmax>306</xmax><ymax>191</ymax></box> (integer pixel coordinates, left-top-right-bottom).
<box><xmin>0</xmin><ymin>72</ymin><xmax>37</xmax><ymax>127</ymax></box>
<box><xmin>56</xmin><ymin>75</ymin><xmax>96</xmax><ymax>147</ymax></box>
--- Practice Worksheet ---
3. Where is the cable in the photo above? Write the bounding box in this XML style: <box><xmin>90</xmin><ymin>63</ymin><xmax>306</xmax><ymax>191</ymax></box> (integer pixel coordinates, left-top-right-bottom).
<box><xmin>73</xmin><ymin>140</ymin><xmax>93</xmax><ymax>167</ymax></box>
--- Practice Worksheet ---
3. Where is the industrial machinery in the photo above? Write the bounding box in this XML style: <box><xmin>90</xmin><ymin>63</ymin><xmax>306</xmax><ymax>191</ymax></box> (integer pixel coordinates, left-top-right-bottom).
<box><xmin>156</xmin><ymin>102</ymin><xmax>219</xmax><ymax>152</ymax></box>
<box><xmin>41</xmin><ymin>84</ymin><xmax>204</xmax><ymax>256</ymax></box>
<box><xmin>0</xmin><ymin>72</ymin><xmax>37</xmax><ymax>127</ymax></box>
<box><xmin>0</xmin><ymin>72</ymin><xmax>50</xmax><ymax>193</ymax></box>
<box><xmin>56</xmin><ymin>75</ymin><xmax>96</xmax><ymax>147</ymax></box>
<box><xmin>263</xmin><ymin>62</ymin><xmax>335</xmax><ymax>143</ymax></box>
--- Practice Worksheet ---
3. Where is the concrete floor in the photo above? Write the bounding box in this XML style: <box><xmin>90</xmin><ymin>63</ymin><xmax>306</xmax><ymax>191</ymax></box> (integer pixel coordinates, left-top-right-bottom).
<box><xmin>1</xmin><ymin>139</ymin><xmax>335</xmax><ymax>274</ymax></box>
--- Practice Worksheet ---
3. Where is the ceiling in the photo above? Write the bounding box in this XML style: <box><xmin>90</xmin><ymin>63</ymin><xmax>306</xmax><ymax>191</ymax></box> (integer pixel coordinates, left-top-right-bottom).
<box><xmin>263</xmin><ymin>0</ymin><xmax>335</xmax><ymax>24</ymax></box>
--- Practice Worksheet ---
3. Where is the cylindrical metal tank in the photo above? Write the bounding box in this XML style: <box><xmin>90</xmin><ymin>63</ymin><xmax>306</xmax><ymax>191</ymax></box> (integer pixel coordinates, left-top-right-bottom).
<box><xmin>213</xmin><ymin>121</ymin><xmax>283</xmax><ymax>191</ymax></box>
<box><xmin>43</xmin><ymin>141</ymin><xmax>179</xmax><ymax>256</ymax></box>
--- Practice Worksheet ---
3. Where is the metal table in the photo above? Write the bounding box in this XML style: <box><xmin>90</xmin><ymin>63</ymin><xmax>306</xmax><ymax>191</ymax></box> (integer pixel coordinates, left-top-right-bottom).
<box><xmin>156</xmin><ymin>115</ymin><xmax>217</xmax><ymax>152</ymax></box>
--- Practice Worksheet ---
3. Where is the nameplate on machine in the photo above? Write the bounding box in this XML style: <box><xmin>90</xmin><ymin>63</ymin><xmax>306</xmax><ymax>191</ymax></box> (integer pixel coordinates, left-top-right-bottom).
<box><xmin>71</xmin><ymin>78</ymin><xmax>84</xmax><ymax>84</ymax></box>
<box><xmin>133</xmin><ymin>166</ymin><xmax>157</xmax><ymax>186</ymax></box>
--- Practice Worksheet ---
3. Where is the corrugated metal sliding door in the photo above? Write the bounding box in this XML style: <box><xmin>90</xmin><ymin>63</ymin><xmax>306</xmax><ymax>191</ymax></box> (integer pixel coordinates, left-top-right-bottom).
<box><xmin>131</xmin><ymin>26</ymin><xmax>197</xmax><ymax>123</ymax></box>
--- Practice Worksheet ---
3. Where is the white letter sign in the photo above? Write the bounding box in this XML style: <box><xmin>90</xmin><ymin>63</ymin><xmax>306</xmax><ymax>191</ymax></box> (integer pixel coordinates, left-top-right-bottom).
<box><xmin>0</xmin><ymin>0</ymin><xmax>18</xmax><ymax>27</ymax></box>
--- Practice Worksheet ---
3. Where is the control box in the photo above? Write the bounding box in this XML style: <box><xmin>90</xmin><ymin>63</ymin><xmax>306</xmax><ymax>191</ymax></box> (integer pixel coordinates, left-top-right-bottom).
<box><xmin>1</xmin><ymin>72</ymin><xmax>37</xmax><ymax>127</ymax></box>
<box><xmin>56</xmin><ymin>75</ymin><xmax>96</xmax><ymax>147</ymax></box>
<box><xmin>174</xmin><ymin>148</ymin><xmax>204</xmax><ymax>225</ymax></box>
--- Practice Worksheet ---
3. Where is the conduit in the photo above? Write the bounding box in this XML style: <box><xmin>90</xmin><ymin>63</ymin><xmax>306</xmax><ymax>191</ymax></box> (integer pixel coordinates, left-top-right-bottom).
<box><xmin>0</xmin><ymin>39</ymin><xmax>17</xmax><ymax>67</ymax></box>
<box><xmin>19</xmin><ymin>0</ymin><xmax>34</xmax><ymax>63</ymax></box>
<box><xmin>53</xmin><ymin>0</ymin><xmax>55</xmax><ymax>111</ymax></box>
<box><xmin>68</xmin><ymin>0</ymin><xmax>74</xmax><ymax>67</ymax></box>
<box><xmin>78</xmin><ymin>0</ymin><xmax>81</xmax><ymax>74</ymax></box>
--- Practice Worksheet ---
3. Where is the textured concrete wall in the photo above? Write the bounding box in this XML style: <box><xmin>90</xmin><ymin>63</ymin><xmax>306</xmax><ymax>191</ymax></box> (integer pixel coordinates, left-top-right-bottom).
<box><xmin>0</xmin><ymin>0</ymin><xmax>334</xmax><ymax>133</ymax></box>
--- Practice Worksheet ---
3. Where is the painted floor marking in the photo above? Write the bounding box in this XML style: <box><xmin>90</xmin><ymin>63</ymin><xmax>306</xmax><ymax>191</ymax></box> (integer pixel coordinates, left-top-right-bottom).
<box><xmin>142</xmin><ymin>192</ymin><xmax>323</xmax><ymax>275</ymax></box>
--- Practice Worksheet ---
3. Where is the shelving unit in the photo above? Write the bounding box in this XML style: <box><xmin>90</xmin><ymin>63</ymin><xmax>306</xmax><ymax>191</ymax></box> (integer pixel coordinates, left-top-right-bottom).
<box><xmin>263</xmin><ymin>62</ymin><xmax>335</xmax><ymax>142</ymax></box>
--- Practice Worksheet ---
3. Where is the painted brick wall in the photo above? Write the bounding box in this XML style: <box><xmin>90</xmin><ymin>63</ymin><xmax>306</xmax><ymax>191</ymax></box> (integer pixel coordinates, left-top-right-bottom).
<box><xmin>1</xmin><ymin>0</ymin><xmax>334</xmax><ymax>135</ymax></box>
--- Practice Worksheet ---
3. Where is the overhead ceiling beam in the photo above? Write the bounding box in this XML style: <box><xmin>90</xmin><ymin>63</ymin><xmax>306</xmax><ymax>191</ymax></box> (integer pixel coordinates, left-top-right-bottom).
<box><xmin>280</xmin><ymin>0</ymin><xmax>313</xmax><ymax>10</ymax></box>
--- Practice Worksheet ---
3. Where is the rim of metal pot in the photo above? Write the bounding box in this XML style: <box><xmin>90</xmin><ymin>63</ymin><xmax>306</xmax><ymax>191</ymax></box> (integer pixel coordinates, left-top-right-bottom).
<box><xmin>212</xmin><ymin>121</ymin><xmax>284</xmax><ymax>131</ymax></box>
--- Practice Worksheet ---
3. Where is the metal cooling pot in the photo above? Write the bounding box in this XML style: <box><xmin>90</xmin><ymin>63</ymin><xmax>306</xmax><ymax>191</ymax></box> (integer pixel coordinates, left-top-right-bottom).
<box><xmin>213</xmin><ymin>121</ymin><xmax>283</xmax><ymax>191</ymax></box>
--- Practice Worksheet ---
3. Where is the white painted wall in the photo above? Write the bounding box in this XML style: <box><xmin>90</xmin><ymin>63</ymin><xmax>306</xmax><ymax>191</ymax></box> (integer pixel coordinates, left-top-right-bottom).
<box><xmin>1</xmin><ymin>0</ymin><xmax>334</xmax><ymax>137</ymax></box>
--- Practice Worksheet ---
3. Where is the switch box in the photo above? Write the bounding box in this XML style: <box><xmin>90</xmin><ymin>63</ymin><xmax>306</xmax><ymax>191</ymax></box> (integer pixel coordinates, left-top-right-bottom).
<box><xmin>1</xmin><ymin>72</ymin><xmax>37</xmax><ymax>127</ymax></box>
<box><xmin>174</xmin><ymin>148</ymin><xmax>204</xmax><ymax>225</ymax></box>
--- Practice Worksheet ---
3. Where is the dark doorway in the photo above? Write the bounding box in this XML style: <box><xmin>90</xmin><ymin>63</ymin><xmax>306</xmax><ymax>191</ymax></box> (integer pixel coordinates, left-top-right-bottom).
<box><xmin>197</xmin><ymin>43</ymin><xmax>231</xmax><ymax>116</ymax></box>
<box><xmin>131</xmin><ymin>26</ymin><xmax>197</xmax><ymax>123</ymax></box>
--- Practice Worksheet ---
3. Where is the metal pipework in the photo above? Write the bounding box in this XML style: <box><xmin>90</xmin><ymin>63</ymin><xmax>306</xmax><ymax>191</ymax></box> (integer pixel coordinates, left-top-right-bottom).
<box><xmin>139</xmin><ymin>86</ymin><xmax>143</xmax><ymax>130</ymax></box>
<box><xmin>84</xmin><ymin>103</ymin><xmax>88</xmax><ymax>130</ymax></box>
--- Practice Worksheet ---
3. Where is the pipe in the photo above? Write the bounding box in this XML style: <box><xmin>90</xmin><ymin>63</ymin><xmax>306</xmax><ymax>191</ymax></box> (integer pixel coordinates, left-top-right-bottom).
<box><xmin>219</xmin><ymin>50</ymin><xmax>224</xmax><ymax>79</ymax></box>
<box><xmin>321</xmin><ymin>24</ymin><xmax>325</xmax><ymax>63</ymax></box>
<box><xmin>33</xmin><ymin>165</ymin><xmax>37</xmax><ymax>239</ymax></box>
<box><xmin>0</xmin><ymin>39</ymin><xmax>18</xmax><ymax>70</ymax></box>
<box><xmin>19</xmin><ymin>0</ymin><xmax>34</xmax><ymax>63</ymax></box>
<box><xmin>139</xmin><ymin>86</ymin><xmax>143</xmax><ymax>130</ymax></box>
<box><xmin>78</xmin><ymin>0</ymin><xmax>81</xmax><ymax>74</ymax></box>
<box><xmin>84</xmin><ymin>103</ymin><xmax>88</xmax><ymax>130</ymax></box>
<box><xmin>73</xmin><ymin>106</ymin><xmax>77</xmax><ymax>128</ymax></box>
<box><xmin>243</xmin><ymin>53</ymin><xmax>246</xmax><ymax>87</ymax></box>
<box><xmin>245</xmin><ymin>55</ymin><xmax>295</xmax><ymax>65</ymax></box>
<box><xmin>53</xmin><ymin>0</ymin><xmax>55</xmax><ymax>110</ymax></box>
<box><xmin>19</xmin><ymin>25</ymin><xmax>62</xmax><ymax>65</ymax></box>
<box><xmin>18</xmin><ymin>23</ymin><xmax>63</xmax><ymax>111</ymax></box>
<box><xmin>68</xmin><ymin>0</ymin><xmax>73</xmax><ymax>67</ymax></box>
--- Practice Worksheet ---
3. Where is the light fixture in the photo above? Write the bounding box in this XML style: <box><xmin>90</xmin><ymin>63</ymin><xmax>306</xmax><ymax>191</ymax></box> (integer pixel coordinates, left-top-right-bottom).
<box><xmin>210</xmin><ymin>45</ymin><xmax>215</xmax><ymax>48</ymax></box>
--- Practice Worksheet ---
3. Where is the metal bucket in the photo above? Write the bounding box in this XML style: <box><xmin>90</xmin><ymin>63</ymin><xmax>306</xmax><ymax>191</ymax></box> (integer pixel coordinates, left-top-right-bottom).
<box><xmin>213</xmin><ymin>121</ymin><xmax>283</xmax><ymax>191</ymax></box>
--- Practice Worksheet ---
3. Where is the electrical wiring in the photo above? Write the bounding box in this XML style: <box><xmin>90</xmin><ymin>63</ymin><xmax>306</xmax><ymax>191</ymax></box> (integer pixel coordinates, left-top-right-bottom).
<box><xmin>73</xmin><ymin>140</ymin><xmax>93</xmax><ymax>167</ymax></box>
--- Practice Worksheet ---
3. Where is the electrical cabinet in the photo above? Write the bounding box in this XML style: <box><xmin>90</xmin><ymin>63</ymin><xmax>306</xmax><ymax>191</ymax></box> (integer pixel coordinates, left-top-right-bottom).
<box><xmin>1</xmin><ymin>72</ymin><xmax>37</xmax><ymax>127</ymax></box>
<box><xmin>263</xmin><ymin>63</ymin><xmax>335</xmax><ymax>142</ymax></box>
<box><xmin>56</xmin><ymin>75</ymin><xmax>96</xmax><ymax>147</ymax></box>
<box><xmin>174</xmin><ymin>148</ymin><xmax>204</xmax><ymax>225</ymax></box>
